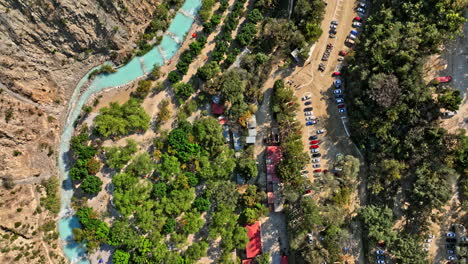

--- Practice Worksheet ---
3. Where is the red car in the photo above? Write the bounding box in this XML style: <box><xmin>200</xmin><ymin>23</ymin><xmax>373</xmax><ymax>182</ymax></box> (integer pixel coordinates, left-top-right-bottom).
<box><xmin>310</xmin><ymin>140</ymin><xmax>319</xmax><ymax>144</ymax></box>
<box><xmin>332</xmin><ymin>72</ymin><xmax>341</xmax><ymax>76</ymax></box>
<box><xmin>309</xmin><ymin>145</ymin><xmax>319</xmax><ymax>149</ymax></box>
<box><xmin>338</xmin><ymin>104</ymin><xmax>346</xmax><ymax>108</ymax></box>
<box><xmin>305</xmin><ymin>190</ymin><xmax>312</xmax><ymax>194</ymax></box>
<box><xmin>354</xmin><ymin>16</ymin><xmax>362</xmax><ymax>22</ymax></box>
<box><xmin>339</xmin><ymin>51</ymin><xmax>347</xmax><ymax>56</ymax></box>
<box><xmin>313</xmin><ymin>169</ymin><xmax>322</xmax><ymax>173</ymax></box>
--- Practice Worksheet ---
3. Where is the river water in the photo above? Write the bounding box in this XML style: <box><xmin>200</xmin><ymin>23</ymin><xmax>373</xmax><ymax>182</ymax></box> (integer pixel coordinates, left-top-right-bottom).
<box><xmin>57</xmin><ymin>1</ymin><xmax>202</xmax><ymax>263</ymax></box>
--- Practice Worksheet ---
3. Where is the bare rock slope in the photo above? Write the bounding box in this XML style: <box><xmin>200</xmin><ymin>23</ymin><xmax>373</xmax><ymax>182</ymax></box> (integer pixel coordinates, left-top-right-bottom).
<box><xmin>0</xmin><ymin>0</ymin><xmax>158</xmax><ymax>262</ymax></box>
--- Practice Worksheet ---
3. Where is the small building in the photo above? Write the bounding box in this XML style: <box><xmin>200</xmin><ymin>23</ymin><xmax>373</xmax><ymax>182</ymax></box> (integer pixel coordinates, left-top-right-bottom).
<box><xmin>246</xmin><ymin>136</ymin><xmax>256</xmax><ymax>144</ymax></box>
<box><xmin>247</xmin><ymin>116</ymin><xmax>257</xmax><ymax>129</ymax></box>
<box><xmin>291</xmin><ymin>48</ymin><xmax>301</xmax><ymax>63</ymax></box>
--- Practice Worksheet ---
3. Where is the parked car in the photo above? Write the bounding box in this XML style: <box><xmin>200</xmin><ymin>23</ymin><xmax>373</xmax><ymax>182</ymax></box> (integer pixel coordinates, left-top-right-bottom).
<box><xmin>335</xmin><ymin>94</ymin><xmax>343</xmax><ymax>98</ymax></box>
<box><xmin>312</xmin><ymin>158</ymin><xmax>320</xmax><ymax>163</ymax></box>
<box><xmin>311</xmin><ymin>148</ymin><xmax>320</xmax><ymax>153</ymax></box>
<box><xmin>348</xmin><ymin>34</ymin><xmax>357</xmax><ymax>39</ymax></box>
<box><xmin>332</xmin><ymin>72</ymin><xmax>341</xmax><ymax>76</ymax></box>
<box><xmin>304</xmin><ymin>101</ymin><xmax>312</xmax><ymax>105</ymax></box>
<box><xmin>317</xmin><ymin>129</ymin><xmax>326</xmax><ymax>134</ymax></box>
<box><xmin>339</xmin><ymin>108</ymin><xmax>346</xmax><ymax>114</ymax></box>
<box><xmin>338</xmin><ymin>104</ymin><xmax>346</xmax><ymax>109</ymax></box>
<box><xmin>334</xmin><ymin>80</ymin><xmax>342</xmax><ymax>88</ymax></box>
<box><xmin>354</xmin><ymin>16</ymin><xmax>362</xmax><ymax>21</ymax></box>
<box><xmin>331</xmin><ymin>20</ymin><xmax>338</xmax><ymax>25</ymax></box>
<box><xmin>376</xmin><ymin>261</ymin><xmax>385</xmax><ymax>264</ymax></box>
<box><xmin>338</xmin><ymin>57</ymin><xmax>344</xmax><ymax>61</ymax></box>
<box><xmin>302</xmin><ymin>95</ymin><xmax>311</xmax><ymax>101</ymax></box>
<box><xmin>304</xmin><ymin>107</ymin><xmax>313</xmax><ymax>111</ymax></box>
<box><xmin>313</xmin><ymin>169</ymin><xmax>322</xmax><ymax>173</ymax></box>
<box><xmin>357</xmin><ymin>7</ymin><xmax>365</xmax><ymax>13</ymax></box>
<box><xmin>353</xmin><ymin>21</ymin><xmax>362</xmax><ymax>27</ymax></box>
<box><xmin>350</xmin><ymin>30</ymin><xmax>358</xmax><ymax>35</ymax></box>
<box><xmin>358</xmin><ymin>2</ymin><xmax>366</xmax><ymax>8</ymax></box>
<box><xmin>336</xmin><ymin>98</ymin><xmax>344</xmax><ymax>104</ymax></box>
<box><xmin>448</xmin><ymin>256</ymin><xmax>457</xmax><ymax>261</ymax></box>
<box><xmin>329</xmin><ymin>34</ymin><xmax>336</xmax><ymax>38</ymax></box>
<box><xmin>334</xmin><ymin>89</ymin><xmax>343</xmax><ymax>94</ymax></box>
<box><xmin>309</xmin><ymin>135</ymin><xmax>318</xmax><ymax>140</ymax></box>
<box><xmin>339</xmin><ymin>50</ymin><xmax>347</xmax><ymax>56</ymax></box>
<box><xmin>310</xmin><ymin>140</ymin><xmax>319</xmax><ymax>144</ymax></box>
<box><xmin>329</xmin><ymin>29</ymin><xmax>337</xmax><ymax>34</ymax></box>
<box><xmin>376</xmin><ymin>249</ymin><xmax>385</xmax><ymax>255</ymax></box>
<box><xmin>301</xmin><ymin>170</ymin><xmax>309</xmax><ymax>174</ymax></box>
<box><xmin>306</xmin><ymin>121</ymin><xmax>315</xmax><ymax>126</ymax></box>
<box><xmin>310</xmin><ymin>145</ymin><xmax>319</xmax><ymax>149</ymax></box>
<box><xmin>446</xmin><ymin>244</ymin><xmax>456</xmax><ymax>250</ymax></box>
<box><xmin>377</xmin><ymin>255</ymin><xmax>385</xmax><ymax>260</ymax></box>
<box><xmin>312</xmin><ymin>153</ymin><xmax>321</xmax><ymax>158</ymax></box>
<box><xmin>447</xmin><ymin>232</ymin><xmax>456</xmax><ymax>238</ymax></box>
<box><xmin>304</xmin><ymin>111</ymin><xmax>313</xmax><ymax>116</ymax></box>
<box><xmin>312</xmin><ymin>164</ymin><xmax>321</xmax><ymax>168</ymax></box>
<box><xmin>330</xmin><ymin>24</ymin><xmax>337</xmax><ymax>29</ymax></box>
<box><xmin>447</xmin><ymin>250</ymin><xmax>455</xmax><ymax>254</ymax></box>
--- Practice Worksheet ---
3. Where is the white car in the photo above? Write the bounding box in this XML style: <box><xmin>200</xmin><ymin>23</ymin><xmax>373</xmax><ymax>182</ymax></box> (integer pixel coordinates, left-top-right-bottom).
<box><xmin>331</xmin><ymin>20</ymin><xmax>339</xmax><ymax>25</ymax></box>
<box><xmin>348</xmin><ymin>34</ymin><xmax>356</xmax><ymax>39</ymax></box>
<box><xmin>339</xmin><ymin>108</ymin><xmax>346</xmax><ymax>114</ymax></box>
<box><xmin>311</xmin><ymin>148</ymin><xmax>320</xmax><ymax>153</ymax></box>
<box><xmin>336</xmin><ymin>98</ymin><xmax>344</xmax><ymax>104</ymax></box>
<box><xmin>312</xmin><ymin>164</ymin><xmax>321</xmax><ymax>168</ymax></box>
<box><xmin>312</xmin><ymin>158</ymin><xmax>321</xmax><ymax>163</ymax></box>
<box><xmin>316</xmin><ymin>129</ymin><xmax>326</xmax><ymax>134</ymax></box>
<box><xmin>376</xmin><ymin>249</ymin><xmax>384</xmax><ymax>255</ymax></box>
<box><xmin>448</xmin><ymin>256</ymin><xmax>457</xmax><ymax>261</ymax></box>
<box><xmin>334</xmin><ymin>89</ymin><xmax>343</xmax><ymax>94</ymax></box>
<box><xmin>330</xmin><ymin>24</ymin><xmax>337</xmax><ymax>29</ymax></box>
<box><xmin>352</xmin><ymin>21</ymin><xmax>362</xmax><ymax>27</ymax></box>
<box><xmin>304</xmin><ymin>111</ymin><xmax>313</xmax><ymax>116</ymax></box>
<box><xmin>305</xmin><ymin>116</ymin><xmax>315</xmax><ymax>121</ymax></box>
<box><xmin>302</xmin><ymin>95</ymin><xmax>311</xmax><ymax>101</ymax></box>
<box><xmin>357</xmin><ymin>7</ymin><xmax>365</xmax><ymax>13</ymax></box>
<box><xmin>358</xmin><ymin>2</ymin><xmax>366</xmax><ymax>8</ymax></box>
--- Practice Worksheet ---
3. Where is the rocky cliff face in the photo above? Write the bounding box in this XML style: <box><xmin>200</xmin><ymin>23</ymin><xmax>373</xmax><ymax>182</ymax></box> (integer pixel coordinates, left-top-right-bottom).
<box><xmin>0</xmin><ymin>0</ymin><xmax>158</xmax><ymax>262</ymax></box>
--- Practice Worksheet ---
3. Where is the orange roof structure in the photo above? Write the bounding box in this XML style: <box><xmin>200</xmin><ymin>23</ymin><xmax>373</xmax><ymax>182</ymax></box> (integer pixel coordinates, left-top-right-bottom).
<box><xmin>246</xmin><ymin>221</ymin><xmax>262</xmax><ymax>259</ymax></box>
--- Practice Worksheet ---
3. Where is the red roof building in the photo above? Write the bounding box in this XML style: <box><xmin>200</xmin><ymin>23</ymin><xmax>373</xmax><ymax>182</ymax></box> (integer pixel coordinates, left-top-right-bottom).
<box><xmin>211</xmin><ymin>103</ymin><xmax>224</xmax><ymax>115</ymax></box>
<box><xmin>242</xmin><ymin>260</ymin><xmax>253</xmax><ymax>264</ymax></box>
<box><xmin>246</xmin><ymin>221</ymin><xmax>262</xmax><ymax>259</ymax></box>
<box><xmin>266</xmin><ymin>146</ymin><xmax>282</xmax><ymax>183</ymax></box>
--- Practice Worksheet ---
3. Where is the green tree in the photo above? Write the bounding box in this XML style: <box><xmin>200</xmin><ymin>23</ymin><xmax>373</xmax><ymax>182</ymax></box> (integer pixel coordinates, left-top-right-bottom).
<box><xmin>152</xmin><ymin>182</ymin><xmax>167</xmax><ymax>199</ymax></box>
<box><xmin>197</xmin><ymin>61</ymin><xmax>221</xmax><ymax>80</ymax></box>
<box><xmin>359</xmin><ymin>205</ymin><xmax>396</xmax><ymax>244</ymax></box>
<box><xmin>163</xmin><ymin>218</ymin><xmax>176</xmax><ymax>234</ymax></box>
<box><xmin>104</xmin><ymin>139</ymin><xmax>138</xmax><ymax>170</ymax></box>
<box><xmin>80</xmin><ymin>175</ymin><xmax>103</xmax><ymax>195</ymax></box>
<box><xmin>113</xmin><ymin>249</ymin><xmax>130</xmax><ymax>264</ymax></box>
<box><xmin>148</xmin><ymin>65</ymin><xmax>161</xmax><ymax>81</ymax></box>
<box><xmin>125</xmin><ymin>153</ymin><xmax>154</xmax><ymax>177</ymax></box>
<box><xmin>155</xmin><ymin>154</ymin><xmax>181</xmax><ymax>179</ymax></box>
<box><xmin>247</xmin><ymin>9</ymin><xmax>263</xmax><ymax>23</ymax></box>
<box><xmin>168</xmin><ymin>71</ymin><xmax>182</xmax><ymax>83</ymax></box>
<box><xmin>108</xmin><ymin>220</ymin><xmax>139</xmax><ymax>249</ymax></box>
<box><xmin>134</xmin><ymin>80</ymin><xmax>152</xmax><ymax>98</ymax></box>
<box><xmin>86</xmin><ymin>158</ymin><xmax>101</xmax><ymax>175</ymax></box>
<box><xmin>184</xmin><ymin>241</ymin><xmax>208</xmax><ymax>262</ymax></box>
<box><xmin>173</xmin><ymin>82</ymin><xmax>195</xmax><ymax>100</ymax></box>
<box><xmin>438</xmin><ymin>89</ymin><xmax>462</xmax><ymax>111</ymax></box>
<box><xmin>193</xmin><ymin>197</ymin><xmax>211</xmax><ymax>212</ymax></box>
<box><xmin>181</xmin><ymin>211</ymin><xmax>204</xmax><ymax>234</ymax></box>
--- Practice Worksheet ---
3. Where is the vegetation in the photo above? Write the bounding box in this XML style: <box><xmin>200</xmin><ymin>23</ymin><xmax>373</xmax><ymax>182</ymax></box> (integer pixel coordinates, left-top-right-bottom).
<box><xmin>40</xmin><ymin>177</ymin><xmax>60</xmax><ymax>214</ymax></box>
<box><xmin>344</xmin><ymin>0</ymin><xmax>466</xmax><ymax>261</ymax></box>
<box><xmin>89</xmin><ymin>64</ymin><xmax>117</xmax><ymax>79</ymax></box>
<box><xmin>104</xmin><ymin>139</ymin><xmax>138</xmax><ymax>170</ymax></box>
<box><xmin>94</xmin><ymin>98</ymin><xmax>150</xmax><ymax>137</ymax></box>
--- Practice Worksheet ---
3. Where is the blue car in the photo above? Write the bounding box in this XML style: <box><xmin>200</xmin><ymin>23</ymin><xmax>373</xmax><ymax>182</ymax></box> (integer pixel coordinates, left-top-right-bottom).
<box><xmin>334</xmin><ymin>80</ymin><xmax>342</xmax><ymax>88</ymax></box>
<box><xmin>304</xmin><ymin>101</ymin><xmax>312</xmax><ymax>105</ymax></box>
<box><xmin>306</xmin><ymin>121</ymin><xmax>314</xmax><ymax>126</ymax></box>
<box><xmin>350</xmin><ymin>30</ymin><xmax>358</xmax><ymax>35</ymax></box>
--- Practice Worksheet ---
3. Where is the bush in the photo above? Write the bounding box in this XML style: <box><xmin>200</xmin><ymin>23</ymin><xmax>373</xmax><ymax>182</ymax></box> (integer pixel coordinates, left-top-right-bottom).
<box><xmin>163</xmin><ymin>218</ymin><xmax>176</xmax><ymax>233</ymax></box>
<box><xmin>80</xmin><ymin>175</ymin><xmax>103</xmax><ymax>195</ymax></box>
<box><xmin>173</xmin><ymin>82</ymin><xmax>195</xmax><ymax>100</ymax></box>
<box><xmin>134</xmin><ymin>80</ymin><xmax>152</xmax><ymax>98</ymax></box>
<box><xmin>148</xmin><ymin>65</ymin><xmax>161</xmax><ymax>81</ymax></box>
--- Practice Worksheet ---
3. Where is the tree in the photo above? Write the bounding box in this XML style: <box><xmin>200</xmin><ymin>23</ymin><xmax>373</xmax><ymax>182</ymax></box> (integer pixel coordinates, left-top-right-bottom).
<box><xmin>173</xmin><ymin>82</ymin><xmax>195</xmax><ymax>100</ymax></box>
<box><xmin>237</xmin><ymin>156</ymin><xmax>258</xmax><ymax>180</ymax></box>
<box><xmin>168</xmin><ymin>71</ymin><xmax>182</xmax><ymax>83</ymax></box>
<box><xmin>391</xmin><ymin>234</ymin><xmax>427</xmax><ymax>264</ymax></box>
<box><xmin>163</xmin><ymin>218</ymin><xmax>176</xmax><ymax>233</ymax></box>
<box><xmin>193</xmin><ymin>197</ymin><xmax>211</xmax><ymax>212</ymax></box>
<box><xmin>193</xmin><ymin>117</ymin><xmax>225</xmax><ymax>153</ymax></box>
<box><xmin>86</xmin><ymin>158</ymin><xmax>101</xmax><ymax>175</ymax></box>
<box><xmin>359</xmin><ymin>205</ymin><xmax>396</xmax><ymax>244</ymax></box>
<box><xmin>254</xmin><ymin>253</ymin><xmax>270</xmax><ymax>264</ymax></box>
<box><xmin>197</xmin><ymin>61</ymin><xmax>221</xmax><ymax>80</ymax></box>
<box><xmin>113</xmin><ymin>250</ymin><xmax>130</xmax><ymax>264</ymax></box>
<box><xmin>104</xmin><ymin>139</ymin><xmax>138</xmax><ymax>170</ymax></box>
<box><xmin>438</xmin><ymin>89</ymin><xmax>462</xmax><ymax>111</ymax></box>
<box><xmin>80</xmin><ymin>175</ymin><xmax>103</xmax><ymax>195</ymax></box>
<box><xmin>152</xmin><ymin>182</ymin><xmax>167</xmax><ymax>199</ymax></box>
<box><xmin>181</xmin><ymin>211</ymin><xmax>204</xmax><ymax>234</ymax></box>
<box><xmin>248</xmin><ymin>9</ymin><xmax>263</xmax><ymax>23</ymax></box>
<box><xmin>108</xmin><ymin>220</ymin><xmax>139</xmax><ymax>249</ymax></box>
<box><xmin>134</xmin><ymin>80</ymin><xmax>152</xmax><ymax>98</ymax></box>
<box><xmin>334</xmin><ymin>154</ymin><xmax>360</xmax><ymax>183</ymax></box>
<box><xmin>162</xmin><ymin>188</ymin><xmax>196</xmax><ymax>216</ymax></box>
<box><xmin>206</xmin><ymin>181</ymin><xmax>239</xmax><ymax>211</ymax></box>
<box><xmin>94</xmin><ymin>99</ymin><xmax>150</xmax><ymax>137</ymax></box>
<box><xmin>367</xmin><ymin>73</ymin><xmax>401</xmax><ymax>108</ymax></box>
<box><xmin>189</xmin><ymin>41</ymin><xmax>203</xmax><ymax>56</ymax></box>
<box><xmin>148</xmin><ymin>65</ymin><xmax>161</xmax><ymax>81</ymax></box>
<box><xmin>70</xmin><ymin>166</ymin><xmax>89</xmax><ymax>181</ymax></box>
<box><xmin>155</xmin><ymin>154</ymin><xmax>181</xmax><ymax>179</ymax></box>
<box><xmin>125</xmin><ymin>153</ymin><xmax>154</xmax><ymax>177</ymax></box>
<box><xmin>184</xmin><ymin>241</ymin><xmax>208</xmax><ymax>262</ymax></box>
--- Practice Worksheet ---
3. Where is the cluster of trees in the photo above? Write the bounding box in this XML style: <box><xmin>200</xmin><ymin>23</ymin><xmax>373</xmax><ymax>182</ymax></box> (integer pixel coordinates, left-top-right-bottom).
<box><xmin>136</xmin><ymin>3</ymin><xmax>180</xmax><ymax>56</ymax></box>
<box><xmin>84</xmin><ymin>117</ymin><xmax>258</xmax><ymax>263</ymax></box>
<box><xmin>172</xmin><ymin>36</ymin><xmax>208</xmax><ymax>79</ymax></box>
<box><xmin>69</xmin><ymin>129</ymin><xmax>102</xmax><ymax>195</ymax></box>
<box><xmin>94</xmin><ymin>98</ymin><xmax>150</xmax><ymax>138</ymax></box>
<box><xmin>89</xmin><ymin>64</ymin><xmax>116</xmax><ymax>80</ymax></box>
<box><xmin>343</xmin><ymin>0</ymin><xmax>466</xmax><ymax>262</ymax></box>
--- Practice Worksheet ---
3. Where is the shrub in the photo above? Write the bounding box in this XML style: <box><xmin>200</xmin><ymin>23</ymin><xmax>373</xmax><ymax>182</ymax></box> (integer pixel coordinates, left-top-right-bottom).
<box><xmin>168</xmin><ymin>71</ymin><xmax>182</xmax><ymax>83</ymax></box>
